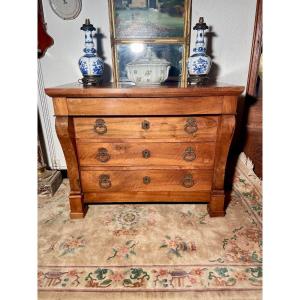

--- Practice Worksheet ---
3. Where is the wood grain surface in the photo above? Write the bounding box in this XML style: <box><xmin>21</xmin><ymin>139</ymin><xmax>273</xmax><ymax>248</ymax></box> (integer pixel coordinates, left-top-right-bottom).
<box><xmin>48</xmin><ymin>83</ymin><xmax>243</xmax><ymax>218</ymax></box>
<box><xmin>45</xmin><ymin>82</ymin><xmax>244</xmax><ymax>98</ymax></box>
<box><xmin>208</xmin><ymin>115</ymin><xmax>236</xmax><ymax>217</ymax></box>
<box><xmin>55</xmin><ymin>117</ymin><xmax>87</xmax><ymax>218</ymax></box>
<box><xmin>77</xmin><ymin>141</ymin><xmax>215</xmax><ymax>168</ymax></box>
<box><xmin>74</xmin><ymin>116</ymin><xmax>218</xmax><ymax>141</ymax></box>
<box><xmin>81</xmin><ymin>169</ymin><xmax>213</xmax><ymax>192</ymax></box>
<box><xmin>84</xmin><ymin>191</ymin><xmax>211</xmax><ymax>203</ymax></box>
<box><xmin>66</xmin><ymin>97</ymin><xmax>225</xmax><ymax>116</ymax></box>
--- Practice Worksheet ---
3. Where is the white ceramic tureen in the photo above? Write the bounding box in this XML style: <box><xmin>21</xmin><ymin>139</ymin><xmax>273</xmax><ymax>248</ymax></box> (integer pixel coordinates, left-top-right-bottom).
<box><xmin>126</xmin><ymin>47</ymin><xmax>171</xmax><ymax>85</ymax></box>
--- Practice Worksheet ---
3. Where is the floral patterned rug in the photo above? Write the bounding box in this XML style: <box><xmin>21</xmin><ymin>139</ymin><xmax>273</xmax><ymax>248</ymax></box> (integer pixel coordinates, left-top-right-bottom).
<box><xmin>38</xmin><ymin>153</ymin><xmax>262</xmax><ymax>298</ymax></box>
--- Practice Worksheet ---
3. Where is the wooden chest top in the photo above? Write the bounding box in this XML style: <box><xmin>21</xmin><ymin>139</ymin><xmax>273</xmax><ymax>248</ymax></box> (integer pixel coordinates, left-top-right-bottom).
<box><xmin>45</xmin><ymin>82</ymin><xmax>244</xmax><ymax>98</ymax></box>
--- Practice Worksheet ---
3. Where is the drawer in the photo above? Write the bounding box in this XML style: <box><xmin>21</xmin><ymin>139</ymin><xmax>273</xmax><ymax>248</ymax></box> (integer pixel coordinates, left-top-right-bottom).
<box><xmin>80</xmin><ymin>169</ymin><xmax>212</xmax><ymax>192</ymax></box>
<box><xmin>77</xmin><ymin>142</ymin><xmax>215</xmax><ymax>168</ymax></box>
<box><xmin>66</xmin><ymin>97</ymin><xmax>224</xmax><ymax>115</ymax></box>
<box><xmin>74</xmin><ymin>116</ymin><xmax>218</xmax><ymax>141</ymax></box>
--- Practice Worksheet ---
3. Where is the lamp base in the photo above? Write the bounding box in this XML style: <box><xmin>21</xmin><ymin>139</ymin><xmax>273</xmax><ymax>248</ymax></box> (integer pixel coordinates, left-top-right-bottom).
<box><xmin>79</xmin><ymin>75</ymin><xmax>103</xmax><ymax>87</ymax></box>
<box><xmin>188</xmin><ymin>74</ymin><xmax>210</xmax><ymax>85</ymax></box>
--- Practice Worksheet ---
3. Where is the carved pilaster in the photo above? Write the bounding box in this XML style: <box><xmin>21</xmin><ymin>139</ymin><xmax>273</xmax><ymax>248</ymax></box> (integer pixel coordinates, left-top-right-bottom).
<box><xmin>55</xmin><ymin>117</ymin><xmax>87</xmax><ymax>218</ymax></box>
<box><xmin>208</xmin><ymin>115</ymin><xmax>236</xmax><ymax>217</ymax></box>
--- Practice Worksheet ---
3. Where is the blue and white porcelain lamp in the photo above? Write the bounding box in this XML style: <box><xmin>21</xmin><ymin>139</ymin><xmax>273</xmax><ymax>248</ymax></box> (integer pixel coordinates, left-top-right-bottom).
<box><xmin>187</xmin><ymin>17</ymin><xmax>211</xmax><ymax>84</ymax></box>
<box><xmin>78</xmin><ymin>19</ymin><xmax>104</xmax><ymax>86</ymax></box>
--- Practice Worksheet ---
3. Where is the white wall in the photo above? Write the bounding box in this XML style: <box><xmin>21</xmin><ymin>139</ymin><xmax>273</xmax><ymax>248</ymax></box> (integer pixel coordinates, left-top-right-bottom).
<box><xmin>41</xmin><ymin>0</ymin><xmax>112</xmax><ymax>86</ymax></box>
<box><xmin>39</xmin><ymin>0</ymin><xmax>256</xmax><ymax>169</ymax></box>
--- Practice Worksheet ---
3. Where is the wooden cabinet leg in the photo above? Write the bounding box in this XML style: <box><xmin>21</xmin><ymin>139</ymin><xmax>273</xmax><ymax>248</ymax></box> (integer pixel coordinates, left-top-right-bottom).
<box><xmin>208</xmin><ymin>190</ymin><xmax>225</xmax><ymax>217</ymax></box>
<box><xmin>69</xmin><ymin>193</ymin><xmax>88</xmax><ymax>219</ymax></box>
<box><xmin>210</xmin><ymin>115</ymin><xmax>236</xmax><ymax>217</ymax></box>
<box><xmin>55</xmin><ymin>116</ymin><xmax>87</xmax><ymax>219</ymax></box>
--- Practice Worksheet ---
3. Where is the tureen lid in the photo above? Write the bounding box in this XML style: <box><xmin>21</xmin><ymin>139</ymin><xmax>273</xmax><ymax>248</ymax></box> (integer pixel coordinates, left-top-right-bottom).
<box><xmin>127</xmin><ymin>47</ymin><xmax>170</xmax><ymax>66</ymax></box>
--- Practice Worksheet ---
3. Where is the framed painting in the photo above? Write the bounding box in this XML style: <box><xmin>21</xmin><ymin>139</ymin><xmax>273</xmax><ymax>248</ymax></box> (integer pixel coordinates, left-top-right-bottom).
<box><xmin>108</xmin><ymin>0</ymin><xmax>191</xmax><ymax>83</ymax></box>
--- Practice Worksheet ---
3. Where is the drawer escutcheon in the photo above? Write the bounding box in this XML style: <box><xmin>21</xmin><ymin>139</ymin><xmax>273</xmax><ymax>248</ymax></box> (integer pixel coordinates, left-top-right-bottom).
<box><xmin>143</xmin><ymin>176</ymin><xmax>151</xmax><ymax>184</ymax></box>
<box><xmin>141</xmin><ymin>120</ymin><xmax>150</xmax><ymax>130</ymax></box>
<box><xmin>142</xmin><ymin>149</ymin><xmax>151</xmax><ymax>159</ymax></box>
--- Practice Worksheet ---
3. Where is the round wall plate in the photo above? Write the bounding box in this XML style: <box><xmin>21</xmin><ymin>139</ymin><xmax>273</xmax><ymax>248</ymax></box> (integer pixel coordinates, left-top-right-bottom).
<box><xmin>49</xmin><ymin>0</ymin><xmax>82</xmax><ymax>20</ymax></box>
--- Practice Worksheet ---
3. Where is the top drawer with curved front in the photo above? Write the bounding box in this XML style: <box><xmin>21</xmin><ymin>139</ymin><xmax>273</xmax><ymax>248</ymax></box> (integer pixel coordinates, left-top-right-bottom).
<box><xmin>74</xmin><ymin>116</ymin><xmax>219</xmax><ymax>141</ymax></box>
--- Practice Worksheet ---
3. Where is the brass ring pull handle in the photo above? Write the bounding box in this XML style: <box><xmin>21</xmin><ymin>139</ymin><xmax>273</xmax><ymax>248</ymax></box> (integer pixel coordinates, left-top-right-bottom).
<box><xmin>97</xmin><ymin>148</ymin><xmax>110</xmax><ymax>163</ymax></box>
<box><xmin>142</xmin><ymin>120</ymin><xmax>150</xmax><ymax>130</ymax></box>
<box><xmin>183</xmin><ymin>147</ymin><xmax>196</xmax><ymax>161</ymax></box>
<box><xmin>99</xmin><ymin>174</ymin><xmax>111</xmax><ymax>189</ymax></box>
<box><xmin>142</xmin><ymin>149</ymin><xmax>151</xmax><ymax>159</ymax></box>
<box><xmin>143</xmin><ymin>176</ymin><xmax>151</xmax><ymax>184</ymax></box>
<box><xmin>182</xmin><ymin>173</ymin><xmax>194</xmax><ymax>188</ymax></box>
<box><xmin>94</xmin><ymin>119</ymin><xmax>107</xmax><ymax>135</ymax></box>
<box><xmin>184</xmin><ymin>118</ymin><xmax>198</xmax><ymax>134</ymax></box>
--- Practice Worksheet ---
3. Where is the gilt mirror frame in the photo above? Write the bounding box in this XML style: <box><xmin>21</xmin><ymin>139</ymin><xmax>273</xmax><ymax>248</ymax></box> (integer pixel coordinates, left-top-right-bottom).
<box><xmin>108</xmin><ymin>0</ymin><xmax>191</xmax><ymax>84</ymax></box>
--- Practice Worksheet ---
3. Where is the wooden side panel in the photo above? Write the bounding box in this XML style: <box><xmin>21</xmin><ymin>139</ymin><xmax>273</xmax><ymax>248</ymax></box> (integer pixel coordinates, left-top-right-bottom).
<box><xmin>80</xmin><ymin>169</ymin><xmax>213</xmax><ymax>192</ymax></box>
<box><xmin>55</xmin><ymin>117</ymin><xmax>87</xmax><ymax>218</ymax></box>
<box><xmin>84</xmin><ymin>191</ymin><xmax>211</xmax><ymax>203</ymax></box>
<box><xmin>74</xmin><ymin>116</ymin><xmax>218</xmax><ymax>141</ymax></box>
<box><xmin>55</xmin><ymin>117</ymin><xmax>80</xmax><ymax>191</ymax></box>
<box><xmin>67</xmin><ymin>97</ymin><xmax>224</xmax><ymax>116</ymax></box>
<box><xmin>77</xmin><ymin>142</ymin><xmax>215</xmax><ymax>168</ymax></box>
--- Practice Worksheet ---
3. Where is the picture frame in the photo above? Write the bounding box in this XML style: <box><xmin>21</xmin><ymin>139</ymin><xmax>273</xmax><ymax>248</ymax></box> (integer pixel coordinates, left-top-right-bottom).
<box><xmin>108</xmin><ymin>0</ymin><xmax>191</xmax><ymax>83</ymax></box>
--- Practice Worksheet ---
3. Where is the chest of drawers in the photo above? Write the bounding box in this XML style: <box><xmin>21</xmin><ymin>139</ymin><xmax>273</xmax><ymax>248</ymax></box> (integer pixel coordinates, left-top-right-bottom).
<box><xmin>46</xmin><ymin>83</ymin><xmax>243</xmax><ymax>219</ymax></box>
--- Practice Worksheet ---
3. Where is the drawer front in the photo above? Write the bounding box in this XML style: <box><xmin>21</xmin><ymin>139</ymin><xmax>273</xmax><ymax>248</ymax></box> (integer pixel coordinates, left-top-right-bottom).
<box><xmin>77</xmin><ymin>142</ymin><xmax>215</xmax><ymax>168</ymax></box>
<box><xmin>80</xmin><ymin>169</ymin><xmax>212</xmax><ymax>192</ymax></box>
<box><xmin>66</xmin><ymin>97</ymin><xmax>224</xmax><ymax>116</ymax></box>
<box><xmin>74</xmin><ymin>116</ymin><xmax>218</xmax><ymax>141</ymax></box>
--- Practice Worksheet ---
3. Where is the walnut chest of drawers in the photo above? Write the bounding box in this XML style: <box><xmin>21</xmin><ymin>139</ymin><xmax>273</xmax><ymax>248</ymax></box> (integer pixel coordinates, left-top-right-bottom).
<box><xmin>46</xmin><ymin>83</ymin><xmax>243</xmax><ymax>219</ymax></box>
